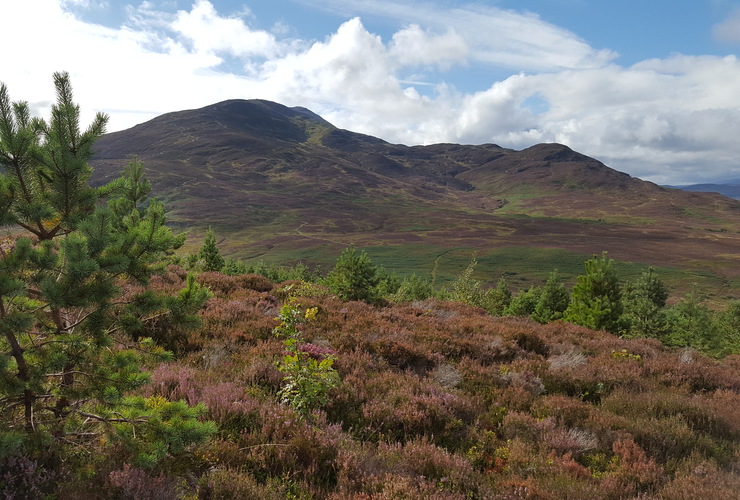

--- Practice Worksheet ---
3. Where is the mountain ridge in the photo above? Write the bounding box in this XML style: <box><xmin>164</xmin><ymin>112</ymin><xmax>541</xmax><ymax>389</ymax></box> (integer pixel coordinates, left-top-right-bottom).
<box><xmin>90</xmin><ymin>99</ymin><xmax>740</xmax><ymax>294</ymax></box>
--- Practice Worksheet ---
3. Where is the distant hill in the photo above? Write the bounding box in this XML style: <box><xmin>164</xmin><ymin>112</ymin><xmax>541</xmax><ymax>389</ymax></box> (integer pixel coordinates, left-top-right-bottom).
<box><xmin>667</xmin><ymin>182</ymin><xmax>740</xmax><ymax>200</ymax></box>
<box><xmin>90</xmin><ymin>99</ymin><xmax>740</xmax><ymax>294</ymax></box>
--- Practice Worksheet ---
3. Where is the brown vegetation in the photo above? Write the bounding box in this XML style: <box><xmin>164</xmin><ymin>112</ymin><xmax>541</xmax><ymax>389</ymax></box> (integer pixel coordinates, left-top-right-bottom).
<box><xmin>60</xmin><ymin>269</ymin><xmax>740</xmax><ymax>498</ymax></box>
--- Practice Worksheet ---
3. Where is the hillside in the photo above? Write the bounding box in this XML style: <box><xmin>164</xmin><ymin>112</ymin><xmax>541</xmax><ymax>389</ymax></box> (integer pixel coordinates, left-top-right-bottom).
<box><xmin>90</xmin><ymin>99</ymin><xmax>740</xmax><ymax>296</ymax></box>
<box><xmin>54</xmin><ymin>268</ymin><xmax>740</xmax><ymax>499</ymax></box>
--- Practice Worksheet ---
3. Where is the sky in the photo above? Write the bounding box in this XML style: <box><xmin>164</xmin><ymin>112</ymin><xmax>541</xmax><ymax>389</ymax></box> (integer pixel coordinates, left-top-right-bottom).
<box><xmin>2</xmin><ymin>1</ymin><xmax>740</xmax><ymax>185</ymax></box>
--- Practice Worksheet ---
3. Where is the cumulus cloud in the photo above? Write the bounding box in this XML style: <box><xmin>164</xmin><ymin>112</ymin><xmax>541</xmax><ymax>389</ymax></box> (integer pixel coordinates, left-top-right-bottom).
<box><xmin>171</xmin><ymin>0</ymin><xmax>279</xmax><ymax>59</ymax></box>
<box><xmin>0</xmin><ymin>0</ymin><xmax>738</xmax><ymax>184</ymax></box>
<box><xmin>301</xmin><ymin>0</ymin><xmax>617</xmax><ymax>70</ymax></box>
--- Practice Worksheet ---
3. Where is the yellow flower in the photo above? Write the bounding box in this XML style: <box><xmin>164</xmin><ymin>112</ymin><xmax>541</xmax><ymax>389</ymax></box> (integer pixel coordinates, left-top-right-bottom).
<box><xmin>304</xmin><ymin>307</ymin><xmax>318</xmax><ymax>321</ymax></box>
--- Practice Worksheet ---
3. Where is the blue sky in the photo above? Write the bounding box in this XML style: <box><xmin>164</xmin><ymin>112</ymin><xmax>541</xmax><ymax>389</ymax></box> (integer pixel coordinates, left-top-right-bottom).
<box><xmin>2</xmin><ymin>1</ymin><xmax>740</xmax><ymax>184</ymax></box>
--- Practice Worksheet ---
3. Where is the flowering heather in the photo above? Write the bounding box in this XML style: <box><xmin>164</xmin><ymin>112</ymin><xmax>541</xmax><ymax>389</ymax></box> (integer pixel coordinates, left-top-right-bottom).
<box><xmin>28</xmin><ymin>269</ymin><xmax>740</xmax><ymax>497</ymax></box>
<box><xmin>299</xmin><ymin>342</ymin><xmax>337</xmax><ymax>360</ymax></box>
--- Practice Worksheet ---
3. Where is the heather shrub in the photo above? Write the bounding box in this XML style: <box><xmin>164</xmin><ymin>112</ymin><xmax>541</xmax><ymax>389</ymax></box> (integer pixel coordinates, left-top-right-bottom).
<box><xmin>503</xmin><ymin>438</ymin><xmax>552</xmax><ymax>479</ymax></box>
<box><xmin>196</xmin><ymin>271</ymin><xmax>241</xmax><ymax>295</ymax></box>
<box><xmin>644</xmin><ymin>351</ymin><xmax>738</xmax><ymax>392</ymax></box>
<box><xmin>234</xmin><ymin>273</ymin><xmax>274</xmax><ymax>292</ymax></box>
<box><xmin>0</xmin><ymin>454</ymin><xmax>60</xmax><ymax>499</ymax></box>
<box><xmin>198</xmin><ymin>468</ymin><xmax>287</xmax><ymax>499</ymax></box>
<box><xmin>531</xmin><ymin>469</ymin><xmax>603</xmax><ymax>500</ymax></box>
<box><xmin>514</xmin><ymin>331</ymin><xmax>550</xmax><ymax>356</ymax></box>
<box><xmin>657</xmin><ymin>457</ymin><xmax>740</xmax><ymax>500</ymax></box>
<box><xmin>367</xmin><ymin>333</ymin><xmax>439</xmax><ymax>373</ymax></box>
<box><xmin>502</xmin><ymin>411</ymin><xmax>541</xmax><ymax>443</ymax></box>
<box><xmin>359</xmin><ymin>370</ymin><xmax>475</xmax><ymax>446</ymax></box>
<box><xmin>237</xmin><ymin>412</ymin><xmax>343</xmax><ymax>490</ymax></box>
<box><xmin>375</xmin><ymin>438</ymin><xmax>483</xmax><ymax>496</ymax></box>
<box><xmin>198</xmin><ymin>381</ymin><xmax>261</xmax><ymax>432</ymax></box>
<box><xmin>599</xmin><ymin>438</ymin><xmax>664</xmax><ymax>496</ymax></box>
<box><xmin>532</xmin><ymin>395</ymin><xmax>592</xmax><ymax>428</ymax></box>
<box><xmin>108</xmin><ymin>464</ymin><xmax>183</xmax><ymax>500</ymax></box>
<box><xmin>145</xmin><ymin>363</ymin><xmax>199</xmax><ymax>403</ymax></box>
<box><xmin>600</xmin><ymin>388</ymin><xmax>738</xmax><ymax>443</ymax></box>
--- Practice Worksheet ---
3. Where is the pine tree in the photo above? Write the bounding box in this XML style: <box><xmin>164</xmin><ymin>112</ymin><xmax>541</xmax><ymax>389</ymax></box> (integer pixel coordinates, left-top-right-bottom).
<box><xmin>621</xmin><ymin>267</ymin><xmax>669</xmax><ymax>337</ymax></box>
<box><xmin>324</xmin><ymin>245</ymin><xmax>379</xmax><ymax>302</ymax></box>
<box><xmin>532</xmin><ymin>270</ymin><xmax>570</xmax><ymax>323</ymax></box>
<box><xmin>664</xmin><ymin>289</ymin><xmax>720</xmax><ymax>353</ymax></box>
<box><xmin>0</xmin><ymin>73</ymin><xmax>213</xmax><ymax>462</ymax></box>
<box><xmin>564</xmin><ymin>253</ymin><xmax>623</xmax><ymax>333</ymax></box>
<box><xmin>199</xmin><ymin>226</ymin><xmax>224</xmax><ymax>272</ymax></box>
<box><xmin>482</xmin><ymin>277</ymin><xmax>512</xmax><ymax>315</ymax></box>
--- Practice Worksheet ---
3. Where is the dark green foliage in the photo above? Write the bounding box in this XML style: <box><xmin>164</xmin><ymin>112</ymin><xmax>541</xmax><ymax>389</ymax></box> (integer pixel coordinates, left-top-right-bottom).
<box><xmin>449</xmin><ymin>257</ymin><xmax>483</xmax><ymax>306</ymax></box>
<box><xmin>621</xmin><ymin>267</ymin><xmax>669</xmax><ymax>337</ymax></box>
<box><xmin>324</xmin><ymin>245</ymin><xmax>380</xmax><ymax>302</ymax></box>
<box><xmin>715</xmin><ymin>301</ymin><xmax>740</xmax><ymax>354</ymax></box>
<box><xmin>564</xmin><ymin>252</ymin><xmax>623</xmax><ymax>333</ymax></box>
<box><xmin>374</xmin><ymin>265</ymin><xmax>402</xmax><ymax>298</ymax></box>
<box><xmin>532</xmin><ymin>270</ymin><xmax>570</xmax><ymax>323</ymax></box>
<box><xmin>505</xmin><ymin>286</ymin><xmax>542</xmax><ymax>317</ymax></box>
<box><xmin>274</xmin><ymin>300</ymin><xmax>339</xmax><ymax>418</ymax></box>
<box><xmin>664</xmin><ymin>289</ymin><xmax>721</xmax><ymax>353</ymax></box>
<box><xmin>449</xmin><ymin>257</ymin><xmax>511</xmax><ymax>314</ymax></box>
<box><xmin>0</xmin><ymin>74</ymin><xmax>213</xmax><ymax>467</ymax></box>
<box><xmin>199</xmin><ymin>227</ymin><xmax>225</xmax><ymax>272</ymax></box>
<box><xmin>392</xmin><ymin>273</ymin><xmax>436</xmax><ymax>302</ymax></box>
<box><xmin>109</xmin><ymin>395</ymin><xmax>217</xmax><ymax>468</ymax></box>
<box><xmin>482</xmin><ymin>277</ymin><xmax>512</xmax><ymax>315</ymax></box>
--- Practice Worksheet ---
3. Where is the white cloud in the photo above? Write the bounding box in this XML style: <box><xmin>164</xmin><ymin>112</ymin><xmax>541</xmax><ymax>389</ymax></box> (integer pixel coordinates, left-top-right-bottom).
<box><xmin>389</xmin><ymin>25</ymin><xmax>468</xmax><ymax>69</ymax></box>
<box><xmin>0</xmin><ymin>0</ymin><xmax>738</xmax><ymax>184</ymax></box>
<box><xmin>301</xmin><ymin>0</ymin><xmax>617</xmax><ymax>70</ymax></box>
<box><xmin>171</xmin><ymin>0</ymin><xmax>279</xmax><ymax>59</ymax></box>
<box><xmin>713</xmin><ymin>8</ymin><xmax>740</xmax><ymax>43</ymax></box>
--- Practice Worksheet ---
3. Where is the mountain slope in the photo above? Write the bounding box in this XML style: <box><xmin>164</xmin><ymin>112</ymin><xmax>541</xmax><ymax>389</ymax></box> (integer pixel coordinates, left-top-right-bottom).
<box><xmin>90</xmin><ymin>99</ymin><xmax>740</xmax><ymax>293</ymax></box>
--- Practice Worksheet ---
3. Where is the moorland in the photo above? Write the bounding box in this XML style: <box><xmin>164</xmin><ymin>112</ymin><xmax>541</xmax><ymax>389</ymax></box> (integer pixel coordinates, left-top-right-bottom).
<box><xmin>89</xmin><ymin>99</ymin><xmax>740</xmax><ymax>299</ymax></box>
<box><xmin>1</xmin><ymin>74</ymin><xmax>739</xmax><ymax>499</ymax></box>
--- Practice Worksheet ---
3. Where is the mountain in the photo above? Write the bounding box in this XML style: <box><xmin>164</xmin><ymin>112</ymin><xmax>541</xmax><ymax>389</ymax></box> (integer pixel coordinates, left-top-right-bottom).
<box><xmin>90</xmin><ymin>99</ymin><xmax>740</xmax><ymax>294</ymax></box>
<box><xmin>668</xmin><ymin>181</ymin><xmax>740</xmax><ymax>200</ymax></box>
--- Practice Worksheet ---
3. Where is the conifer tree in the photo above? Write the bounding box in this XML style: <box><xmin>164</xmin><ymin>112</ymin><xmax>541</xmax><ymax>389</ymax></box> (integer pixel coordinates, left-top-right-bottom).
<box><xmin>506</xmin><ymin>286</ymin><xmax>542</xmax><ymax>317</ymax></box>
<box><xmin>324</xmin><ymin>245</ymin><xmax>379</xmax><ymax>302</ymax></box>
<box><xmin>621</xmin><ymin>267</ymin><xmax>669</xmax><ymax>337</ymax></box>
<box><xmin>482</xmin><ymin>277</ymin><xmax>512</xmax><ymax>315</ymax></box>
<box><xmin>564</xmin><ymin>253</ymin><xmax>623</xmax><ymax>333</ymax></box>
<box><xmin>199</xmin><ymin>226</ymin><xmax>224</xmax><ymax>272</ymax></box>
<box><xmin>0</xmin><ymin>73</ymin><xmax>213</xmax><ymax>463</ymax></box>
<box><xmin>532</xmin><ymin>270</ymin><xmax>570</xmax><ymax>323</ymax></box>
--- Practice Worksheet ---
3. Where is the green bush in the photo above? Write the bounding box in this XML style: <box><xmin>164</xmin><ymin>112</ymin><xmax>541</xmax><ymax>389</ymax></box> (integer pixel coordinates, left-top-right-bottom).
<box><xmin>323</xmin><ymin>245</ymin><xmax>380</xmax><ymax>303</ymax></box>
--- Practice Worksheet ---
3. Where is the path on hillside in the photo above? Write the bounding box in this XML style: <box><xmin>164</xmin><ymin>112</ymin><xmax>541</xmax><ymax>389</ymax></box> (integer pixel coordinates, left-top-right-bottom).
<box><xmin>293</xmin><ymin>222</ymin><xmax>347</xmax><ymax>246</ymax></box>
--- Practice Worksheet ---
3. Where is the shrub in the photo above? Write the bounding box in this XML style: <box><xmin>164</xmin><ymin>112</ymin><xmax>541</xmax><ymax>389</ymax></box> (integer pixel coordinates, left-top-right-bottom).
<box><xmin>0</xmin><ymin>454</ymin><xmax>60</xmax><ymax>499</ymax></box>
<box><xmin>274</xmin><ymin>300</ymin><xmax>340</xmax><ymax>418</ymax></box>
<box><xmin>392</xmin><ymin>273</ymin><xmax>436</xmax><ymax>302</ymax></box>
<box><xmin>198</xmin><ymin>469</ymin><xmax>287</xmax><ymax>500</ymax></box>
<box><xmin>564</xmin><ymin>252</ymin><xmax>623</xmax><ymax>333</ymax></box>
<box><xmin>532</xmin><ymin>270</ymin><xmax>570</xmax><ymax>324</ymax></box>
<box><xmin>108</xmin><ymin>464</ymin><xmax>182</xmax><ymax>500</ymax></box>
<box><xmin>199</xmin><ymin>227</ymin><xmax>225</xmax><ymax>272</ymax></box>
<box><xmin>324</xmin><ymin>245</ymin><xmax>380</xmax><ymax>303</ymax></box>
